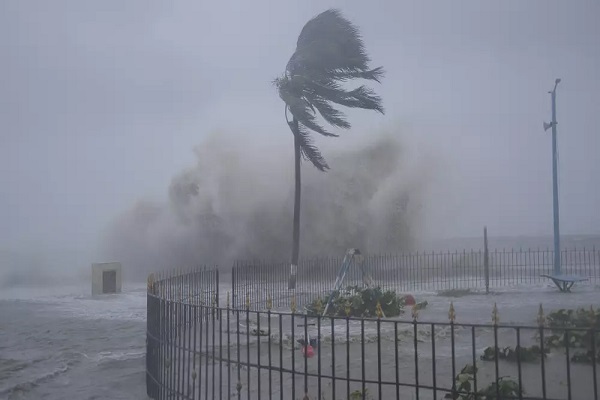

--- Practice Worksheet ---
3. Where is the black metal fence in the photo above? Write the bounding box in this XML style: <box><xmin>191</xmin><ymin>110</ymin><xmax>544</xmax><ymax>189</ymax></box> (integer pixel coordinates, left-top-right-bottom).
<box><xmin>232</xmin><ymin>248</ymin><xmax>600</xmax><ymax>310</ymax></box>
<box><xmin>146</xmin><ymin>267</ymin><xmax>600</xmax><ymax>400</ymax></box>
<box><xmin>146</xmin><ymin>268</ymin><xmax>219</xmax><ymax>399</ymax></box>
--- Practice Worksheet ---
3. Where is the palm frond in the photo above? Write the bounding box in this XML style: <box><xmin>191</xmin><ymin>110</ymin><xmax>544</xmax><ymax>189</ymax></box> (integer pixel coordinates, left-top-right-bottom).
<box><xmin>329</xmin><ymin>66</ymin><xmax>385</xmax><ymax>83</ymax></box>
<box><xmin>275</xmin><ymin>8</ymin><xmax>384</xmax><ymax>171</ymax></box>
<box><xmin>276</xmin><ymin>76</ymin><xmax>338</xmax><ymax>137</ymax></box>
<box><xmin>295</xmin><ymin>124</ymin><xmax>329</xmax><ymax>171</ymax></box>
<box><xmin>300</xmin><ymin>77</ymin><xmax>384</xmax><ymax>114</ymax></box>
<box><xmin>335</xmin><ymin>85</ymin><xmax>385</xmax><ymax>113</ymax></box>
<box><xmin>288</xmin><ymin>9</ymin><xmax>371</xmax><ymax>76</ymax></box>
<box><xmin>303</xmin><ymin>95</ymin><xmax>350</xmax><ymax>129</ymax></box>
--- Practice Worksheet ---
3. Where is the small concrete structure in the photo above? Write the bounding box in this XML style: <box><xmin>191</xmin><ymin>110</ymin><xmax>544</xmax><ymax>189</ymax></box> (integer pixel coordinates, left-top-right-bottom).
<box><xmin>91</xmin><ymin>262</ymin><xmax>122</xmax><ymax>295</ymax></box>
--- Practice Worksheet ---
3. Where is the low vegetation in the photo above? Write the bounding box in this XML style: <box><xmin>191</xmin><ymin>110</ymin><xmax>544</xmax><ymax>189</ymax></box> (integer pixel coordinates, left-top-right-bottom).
<box><xmin>543</xmin><ymin>307</ymin><xmax>600</xmax><ymax>364</ymax></box>
<box><xmin>478</xmin><ymin>307</ymin><xmax>600</xmax><ymax>365</ymax></box>
<box><xmin>480</xmin><ymin>345</ymin><xmax>547</xmax><ymax>363</ymax></box>
<box><xmin>445</xmin><ymin>364</ymin><xmax>522</xmax><ymax>399</ymax></box>
<box><xmin>304</xmin><ymin>286</ymin><xmax>409</xmax><ymax>317</ymax></box>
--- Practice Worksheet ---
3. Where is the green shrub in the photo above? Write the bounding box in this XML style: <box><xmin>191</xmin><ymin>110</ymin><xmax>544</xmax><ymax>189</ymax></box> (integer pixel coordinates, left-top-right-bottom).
<box><xmin>546</xmin><ymin>307</ymin><xmax>600</xmax><ymax>330</ymax></box>
<box><xmin>445</xmin><ymin>364</ymin><xmax>522</xmax><ymax>399</ymax></box>
<box><xmin>541</xmin><ymin>307</ymin><xmax>600</xmax><ymax>351</ymax></box>
<box><xmin>571</xmin><ymin>350</ymin><xmax>600</xmax><ymax>364</ymax></box>
<box><xmin>304</xmin><ymin>286</ymin><xmax>406</xmax><ymax>317</ymax></box>
<box><xmin>480</xmin><ymin>345</ymin><xmax>547</xmax><ymax>363</ymax></box>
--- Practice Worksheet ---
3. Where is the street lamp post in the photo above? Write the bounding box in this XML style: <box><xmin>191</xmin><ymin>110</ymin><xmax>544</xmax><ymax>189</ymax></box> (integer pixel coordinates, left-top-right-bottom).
<box><xmin>544</xmin><ymin>78</ymin><xmax>562</xmax><ymax>275</ymax></box>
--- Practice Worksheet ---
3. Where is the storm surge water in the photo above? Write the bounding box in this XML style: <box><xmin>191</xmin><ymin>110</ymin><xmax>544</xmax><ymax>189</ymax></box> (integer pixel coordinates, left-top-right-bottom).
<box><xmin>103</xmin><ymin>129</ymin><xmax>439</xmax><ymax>279</ymax></box>
<box><xmin>0</xmin><ymin>285</ymin><xmax>149</xmax><ymax>400</ymax></box>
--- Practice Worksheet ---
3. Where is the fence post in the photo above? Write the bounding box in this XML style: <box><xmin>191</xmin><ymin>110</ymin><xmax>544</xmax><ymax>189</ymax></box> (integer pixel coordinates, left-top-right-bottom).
<box><xmin>215</xmin><ymin>269</ymin><xmax>220</xmax><ymax>321</ymax></box>
<box><xmin>145</xmin><ymin>274</ymin><xmax>159</xmax><ymax>399</ymax></box>
<box><xmin>484</xmin><ymin>226</ymin><xmax>490</xmax><ymax>294</ymax></box>
<box><xmin>231</xmin><ymin>265</ymin><xmax>236</xmax><ymax>309</ymax></box>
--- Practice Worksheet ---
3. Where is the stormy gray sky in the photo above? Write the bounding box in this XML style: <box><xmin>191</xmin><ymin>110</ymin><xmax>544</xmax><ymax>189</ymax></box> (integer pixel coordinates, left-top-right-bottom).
<box><xmin>1</xmin><ymin>1</ymin><xmax>599</xmax><ymax>272</ymax></box>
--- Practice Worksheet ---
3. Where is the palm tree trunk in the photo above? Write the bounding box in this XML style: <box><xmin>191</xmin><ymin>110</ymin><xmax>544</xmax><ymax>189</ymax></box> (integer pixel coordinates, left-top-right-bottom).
<box><xmin>288</xmin><ymin>118</ymin><xmax>301</xmax><ymax>290</ymax></box>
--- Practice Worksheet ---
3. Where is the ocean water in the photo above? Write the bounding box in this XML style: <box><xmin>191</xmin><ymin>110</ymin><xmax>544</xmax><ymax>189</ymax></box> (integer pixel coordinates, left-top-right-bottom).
<box><xmin>2</xmin><ymin>279</ymin><xmax>600</xmax><ymax>399</ymax></box>
<box><xmin>1</xmin><ymin>234</ymin><xmax>598</xmax><ymax>399</ymax></box>
<box><xmin>0</xmin><ymin>283</ymin><xmax>149</xmax><ymax>400</ymax></box>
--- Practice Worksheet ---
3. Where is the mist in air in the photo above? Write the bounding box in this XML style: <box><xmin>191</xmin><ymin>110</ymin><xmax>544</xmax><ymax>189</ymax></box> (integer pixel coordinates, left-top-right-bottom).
<box><xmin>1</xmin><ymin>2</ymin><xmax>599</xmax><ymax>286</ymax></box>
<box><xmin>102</xmin><ymin>129</ymin><xmax>437</xmax><ymax>278</ymax></box>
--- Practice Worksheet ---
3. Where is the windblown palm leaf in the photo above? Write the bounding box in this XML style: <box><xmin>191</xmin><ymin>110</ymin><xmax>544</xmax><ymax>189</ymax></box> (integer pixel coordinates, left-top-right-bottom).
<box><xmin>275</xmin><ymin>8</ymin><xmax>384</xmax><ymax>171</ymax></box>
<box><xmin>275</xmin><ymin>9</ymin><xmax>384</xmax><ymax>290</ymax></box>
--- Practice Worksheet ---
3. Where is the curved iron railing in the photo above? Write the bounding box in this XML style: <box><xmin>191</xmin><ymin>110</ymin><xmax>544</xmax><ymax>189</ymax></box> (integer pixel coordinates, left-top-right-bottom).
<box><xmin>146</xmin><ymin>266</ymin><xmax>599</xmax><ymax>400</ymax></box>
<box><xmin>232</xmin><ymin>248</ymin><xmax>600</xmax><ymax>310</ymax></box>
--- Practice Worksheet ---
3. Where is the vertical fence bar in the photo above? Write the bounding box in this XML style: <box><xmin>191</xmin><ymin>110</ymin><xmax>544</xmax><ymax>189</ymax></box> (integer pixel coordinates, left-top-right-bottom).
<box><xmin>579</xmin><ymin>247</ymin><xmax>583</xmax><ymax>275</ymax></box>
<box><xmin>279</xmin><ymin>314</ymin><xmax>283</xmax><ymax>399</ymax></box>
<box><xmin>231</xmin><ymin>266</ymin><xmax>236</xmax><ymax>310</ymax></box>
<box><xmin>565</xmin><ymin>329</ymin><xmax>572</xmax><ymax>400</ymax></box>
<box><xmin>178</xmin><ymin>300</ymin><xmax>184</xmax><ymax>398</ymax></box>
<box><xmin>161</xmin><ymin>296</ymin><xmax>167</xmax><ymax>400</ymax></box>
<box><xmin>267</xmin><ymin>300</ymin><xmax>272</xmax><ymax>400</ymax></box>
<box><xmin>361</xmin><ymin>319</ymin><xmax>366</xmax><ymax>399</ymax></box>
<box><xmin>502</xmin><ymin>248</ymin><xmax>506</xmax><ymax>287</ymax></box>
<box><xmin>162</xmin><ymin>296</ymin><xmax>167</xmax><ymax>400</ymax></box>
<box><xmin>292</xmin><ymin>305</ymin><xmax>296</xmax><ymax>399</ymax></box>
<box><xmin>163</xmin><ymin>297</ymin><xmax>168</xmax><ymax>400</ymax></box>
<box><xmin>165</xmin><ymin>285</ymin><xmax>170</xmax><ymax>398</ymax></box>
<box><xmin>431</xmin><ymin>323</ymin><xmax>436</xmax><ymax>400</ymax></box>
<box><xmin>331</xmin><ymin>316</ymin><xmax>336</xmax><ymax>400</ymax></box>
<box><xmin>145</xmin><ymin>289</ymin><xmax>154</xmax><ymax>398</ymax></box>
<box><xmin>449</xmin><ymin>303</ymin><xmax>456</xmax><ymax>398</ymax></box>
<box><xmin>235</xmin><ymin>307</ymin><xmax>241</xmax><ymax>399</ymax></box>
<box><xmin>317</xmin><ymin>314</ymin><xmax>322</xmax><ymax>400</ymax></box>
<box><xmin>227</xmin><ymin>294</ymin><xmax>231</xmax><ymax>400</ymax></box>
<box><xmin>413</xmin><ymin>313</ymin><xmax>419</xmax><ymax>400</ymax></box>
<box><xmin>186</xmin><ymin>283</ymin><xmax>194</xmax><ymax>398</ymax></box>
<box><xmin>587</xmin><ymin>247</ymin><xmax>592</xmax><ymax>278</ymax></box>
<box><xmin>462</xmin><ymin>249</ymin><xmax>466</xmax><ymax>289</ymax></box>
<box><xmin>493</xmin><ymin>304</ymin><xmax>500</xmax><ymax>400</ymax></box>
<box><xmin>192</xmin><ymin>304</ymin><xmax>198</xmax><ymax>400</ymax></box>
<box><xmin>204</xmin><ymin>303</ymin><xmax>210</xmax><ymax>400</ymax></box>
<box><xmin>171</xmin><ymin>300</ymin><xmax>176</xmax><ymax>399</ymax></box>
<box><xmin>164</xmin><ymin>279</ymin><xmax>170</xmax><ymax>396</ymax></box>
<box><xmin>186</xmin><ymin>299</ymin><xmax>192</xmax><ymax>398</ymax></box>
<box><xmin>257</xmin><ymin>311</ymin><xmax>262</xmax><ymax>399</ymax></box>
<box><xmin>592</xmin><ymin>246</ymin><xmax>600</xmax><ymax>282</ymax></box>
<box><xmin>303</xmin><ymin>313</ymin><xmax>308</xmax><ymax>398</ymax></box>
<box><xmin>377</xmin><ymin>316</ymin><xmax>382</xmax><ymax>400</ymax></box>
<box><xmin>216</xmin><ymin>270</ymin><xmax>220</xmax><ymax>319</ymax></box>
<box><xmin>591</xmin><ymin>326</ymin><xmax>598</xmax><ymax>400</ymax></box>
<box><xmin>516</xmin><ymin>327</ymin><xmax>523</xmax><ymax>400</ymax></box>
<box><xmin>484</xmin><ymin>227</ymin><xmax>490</xmax><ymax>294</ymax></box>
<box><xmin>183</xmin><ymin>301</ymin><xmax>190</xmax><ymax>398</ymax></box>
<box><xmin>528</xmin><ymin>248</ymin><xmax>532</xmax><ymax>285</ymax></box>
<box><xmin>395</xmin><ymin>322</ymin><xmax>400</xmax><ymax>400</ymax></box>
<box><xmin>246</xmin><ymin>306</ymin><xmax>250</xmax><ymax>400</ymax></box>
<box><xmin>212</xmin><ymin>298</ymin><xmax>216</xmax><ymax>399</ymax></box>
<box><xmin>346</xmin><ymin>314</ymin><xmax>350</xmax><ymax>399</ymax></box>
<box><xmin>217</xmin><ymin>305</ymin><xmax>221</xmax><ymax>399</ymax></box>
<box><xmin>471</xmin><ymin>326</ymin><xmax>477</xmax><ymax>397</ymax></box>
<box><xmin>539</xmin><ymin>306</ymin><xmax>547</xmax><ymax>399</ymax></box>
<box><xmin>147</xmin><ymin>292</ymin><xmax>154</xmax><ymax>399</ymax></box>
<box><xmin>425</xmin><ymin>252</ymin><xmax>434</xmax><ymax>287</ymax></box>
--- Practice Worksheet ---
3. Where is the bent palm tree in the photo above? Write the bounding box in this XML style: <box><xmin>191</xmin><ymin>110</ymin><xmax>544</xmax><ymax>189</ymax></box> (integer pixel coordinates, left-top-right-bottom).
<box><xmin>275</xmin><ymin>9</ymin><xmax>384</xmax><ymax>289</ymax></box>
